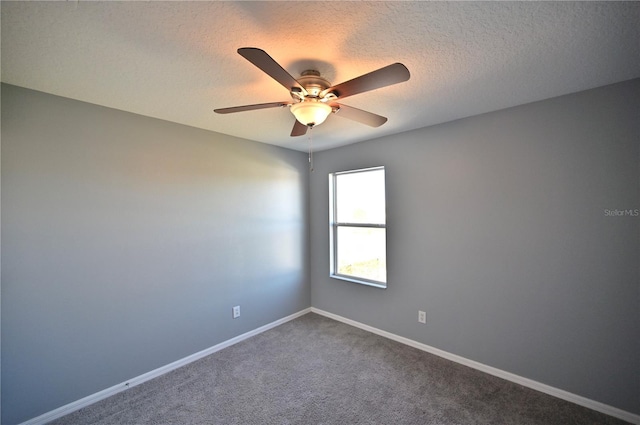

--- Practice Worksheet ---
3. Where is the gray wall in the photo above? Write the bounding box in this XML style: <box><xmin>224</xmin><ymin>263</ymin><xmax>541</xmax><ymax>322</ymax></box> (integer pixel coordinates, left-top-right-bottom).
<box><xmin>2</xmin><ymin>78</ymin><xmax>639</xmax><ymax>423</ymax></box>
<box><xmin>310</xmin><ymin>79</ymin><xmax>640</xmax><ymax>414</ymax></box>
<box><xmin>1</xmin><ymin>84</ymin><xmax>310</xmax><ymax>424</ymax></box>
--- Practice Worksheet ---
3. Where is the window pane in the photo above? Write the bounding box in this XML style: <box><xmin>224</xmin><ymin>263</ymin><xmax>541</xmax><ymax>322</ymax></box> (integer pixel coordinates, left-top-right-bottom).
<box><xmin>336</xmin><ymin>169</ymin><xmax>385</xmax><ymax>224</ymax></box>
<box><xmin>336</xmin><ymin>226</ymin><xmax>386</xmax><ymax>282</ymax></box>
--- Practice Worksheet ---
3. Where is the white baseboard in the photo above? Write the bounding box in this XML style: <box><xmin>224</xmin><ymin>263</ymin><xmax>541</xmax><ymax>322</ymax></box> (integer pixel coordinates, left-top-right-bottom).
<box><xmin>20</xmin><ymin>308</ymin><xmax>312</xmax><ymax>425</ymax></box>
<box><xmin>310</xmin><ymin>307</ymin><xmax>639</xmax><ymax>425</ymax></box>
<box><xmin>20</xmin><ymin>306</ymin><xmax>639</xmax><ymax>425</ymax></box>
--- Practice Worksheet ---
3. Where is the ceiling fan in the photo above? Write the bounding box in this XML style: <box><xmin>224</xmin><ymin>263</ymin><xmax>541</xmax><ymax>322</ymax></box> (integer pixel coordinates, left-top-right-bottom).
<box><xmin>214</xmin><ymin>48</ymin><xmax>410</xmax><ymax>137</ymax></box>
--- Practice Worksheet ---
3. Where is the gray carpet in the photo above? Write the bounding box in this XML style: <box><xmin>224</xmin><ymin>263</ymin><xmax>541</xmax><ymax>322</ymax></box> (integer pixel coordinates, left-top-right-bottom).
<box><xmin>52</xmin><ymin>313</ymin><xmax>629</xmax><ymax>424</ymax></box>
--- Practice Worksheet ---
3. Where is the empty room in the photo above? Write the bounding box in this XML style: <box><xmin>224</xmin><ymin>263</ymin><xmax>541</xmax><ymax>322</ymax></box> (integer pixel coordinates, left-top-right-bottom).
<box><xmin>1</xmin><ymin>2</ymin><xmax>638</xmax><ymax>424</ymax></box>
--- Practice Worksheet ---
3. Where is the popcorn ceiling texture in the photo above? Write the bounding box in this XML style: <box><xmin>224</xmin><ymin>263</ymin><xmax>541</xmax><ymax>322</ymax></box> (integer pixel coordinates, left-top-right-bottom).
<box><xmin>2</xmin><ymin>1</ymin><xmax>639</xmax><ymax>152</ymax></box>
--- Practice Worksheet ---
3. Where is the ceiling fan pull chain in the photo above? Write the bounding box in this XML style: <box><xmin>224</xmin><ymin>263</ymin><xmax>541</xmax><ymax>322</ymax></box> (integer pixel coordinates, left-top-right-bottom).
<box><xmin>308</xmin><ymin>126</ymin><xmax>314</xmax><ymax>172</ymax></box>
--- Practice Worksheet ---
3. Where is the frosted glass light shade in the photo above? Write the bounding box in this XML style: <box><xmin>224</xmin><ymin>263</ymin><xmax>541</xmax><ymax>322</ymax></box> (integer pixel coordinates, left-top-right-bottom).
<box><xmin>290</xmin><ymin>101</ymin><xmax>332</xmax><ymax>126</ymax></box>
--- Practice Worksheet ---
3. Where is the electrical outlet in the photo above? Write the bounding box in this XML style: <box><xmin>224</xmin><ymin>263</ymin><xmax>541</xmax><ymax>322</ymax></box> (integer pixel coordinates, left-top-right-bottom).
<box><xmin>232</xmin><ymin>305</ymin><xmax>240</xmax><ymax>319</ymax></box>
<box><xmin>418</xmin><ymin>310</ymin><xmax>426</xmax><ymax>324</ymax></box>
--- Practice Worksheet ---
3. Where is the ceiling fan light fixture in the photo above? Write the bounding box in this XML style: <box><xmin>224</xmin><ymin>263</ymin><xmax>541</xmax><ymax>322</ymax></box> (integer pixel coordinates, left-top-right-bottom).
<box><xmin>290</xmin><ymin>100</ymin><xmax>332</xmax><ymax>127</ymax></box>
<box><xmin>216</xmin><ymin>48</ymin><xmax>410</xmax><ymax>137</ymax></box>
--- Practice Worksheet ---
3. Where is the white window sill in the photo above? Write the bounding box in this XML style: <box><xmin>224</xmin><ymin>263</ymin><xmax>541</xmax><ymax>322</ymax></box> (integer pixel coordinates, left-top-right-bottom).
<box><xmin>330</xmin><ymin>274</ymin><xmax>387</xmax><ymax>289</ymax></box>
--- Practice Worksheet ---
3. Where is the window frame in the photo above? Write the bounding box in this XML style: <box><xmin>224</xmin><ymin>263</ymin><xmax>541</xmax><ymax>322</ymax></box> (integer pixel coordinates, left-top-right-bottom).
<box><xmin>329</xmin><ymin>166</ymin><xmax>387</xmax><ymax>289</ymax></box>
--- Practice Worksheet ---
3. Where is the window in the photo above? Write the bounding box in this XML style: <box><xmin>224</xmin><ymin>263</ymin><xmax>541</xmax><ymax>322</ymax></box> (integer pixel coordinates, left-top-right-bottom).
<box><xmin>329</xmin><ymin>166</ymin><xmax>386</xmax><ymax>288</ymax></box>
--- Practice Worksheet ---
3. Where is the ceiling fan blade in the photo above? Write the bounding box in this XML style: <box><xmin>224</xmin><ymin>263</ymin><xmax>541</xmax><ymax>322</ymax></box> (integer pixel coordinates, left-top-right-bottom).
<box><xmin>238</xmin><ymin>47</ymin><xmax>306</xmax><ymax>94</ymax></box>
<box><xmin>290</xmin><ymin>119</ymin><xmax>308</xmax><ymax>137</ymax></box>
<box><xmin>214</xmin><ymin>101</ymin><xmax>290</xmax><ymax>114</ymax></box>
<box><xmin>321</xmin><ymin>63</ymin><xmax>410</xmax><ymax>100</ymax></box>
<box><xmin>330</xmin><ymin>103</ymin><xmax>388</xmax><ymax>127</ymax></box>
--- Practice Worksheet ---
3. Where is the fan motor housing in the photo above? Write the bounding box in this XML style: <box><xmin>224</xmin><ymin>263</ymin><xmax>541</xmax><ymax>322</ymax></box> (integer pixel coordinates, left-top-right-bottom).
<box><xmin>293</xmin><ymin>70</ymin><xmax>331</xmax><ymax>98</ymax></box>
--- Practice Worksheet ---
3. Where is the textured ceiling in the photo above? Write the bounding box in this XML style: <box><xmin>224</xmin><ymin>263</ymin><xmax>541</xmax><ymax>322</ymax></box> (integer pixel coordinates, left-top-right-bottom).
<box><xmin>2</xmin><ymin>1</ymin><xmax>639</xmax><ymax>152</ymax></box>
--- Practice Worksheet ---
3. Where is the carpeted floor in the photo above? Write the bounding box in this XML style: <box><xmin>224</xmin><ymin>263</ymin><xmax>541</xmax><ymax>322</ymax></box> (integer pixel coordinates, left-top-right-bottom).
<box><xmin>52</xmin><ymin>313</ymin><xmax>629</xmax><ymax>424</ymax></box>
